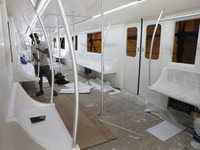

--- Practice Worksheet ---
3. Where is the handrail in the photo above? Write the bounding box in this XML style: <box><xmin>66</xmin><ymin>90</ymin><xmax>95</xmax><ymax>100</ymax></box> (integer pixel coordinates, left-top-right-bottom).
<box><xmin>57</xmin><ymin>20</ymin><xmax>61</xmax><ymax>72</ymax></box>
<box><xmin>101</xmin><ymin>0</ymin><xmax>105</xmax><ymax>118</ymax></box>
<box><xmin>148</xmin><ymin>10</ymin><xmax>200</xmax><ymax>86</ymax></box>
<box><xmin>104</xmin><ymin>21</ymin><xmax>111</xmax><ymax>43</ymax></box>
<box><xmin>20</xmin><ymin>12</ymin><xmax>40</xmax><ymax>78</ymax></box>
<box><xmin>160</xmin><ymin>12</ymin><xmax>200</xmax><ymax>22</ymax></box>
<box><xmin>29</xmin><ymin>0</ymin><xmax>54</xmax><ymax>104</ymax></box>
<box><xmin>56</xmin><ymin>0</ymin><xmax>79</xmax><ymax>148</ymax></box>
<box><xmin>148</xmin><ymin>9</ymin><xmax>164</xmax><ymax>86</ymax></box>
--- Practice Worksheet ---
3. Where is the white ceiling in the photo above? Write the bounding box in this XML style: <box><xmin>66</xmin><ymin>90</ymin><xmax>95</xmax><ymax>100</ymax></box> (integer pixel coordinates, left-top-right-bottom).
<box><xmin>6</xmin><ymin>0</ymin><xmax>200</xmax><ymax>35</ymax></box>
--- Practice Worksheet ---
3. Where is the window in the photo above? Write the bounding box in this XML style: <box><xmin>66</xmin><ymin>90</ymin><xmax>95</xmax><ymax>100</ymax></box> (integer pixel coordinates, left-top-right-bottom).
<box><xmin>145</xmin><ymin>24</ymin><xmax>161</xmax><ymax>59</ymax></box>
<box><xmin>72</xmin><ymin>35</ymin><xmax>78</xmax><ymax>50</ymax></box>
<box><xmin>126</xmin><ymin>27</ymin><xmax>137</xmax><ymax>57</ymax></box>
<box><xmin>60</xmin><ymin>37</ymin><xmax>65</xmax><ymax>49</ymax></box>
<box><xmin>172</xmin><ymin>19</ymin><xmax>200</xmax><ymax>64</ymax></box>
<box><xmin>87</xmin><ymin>32</ymin><xmax>101</xmax><ymax>53</ymax></box>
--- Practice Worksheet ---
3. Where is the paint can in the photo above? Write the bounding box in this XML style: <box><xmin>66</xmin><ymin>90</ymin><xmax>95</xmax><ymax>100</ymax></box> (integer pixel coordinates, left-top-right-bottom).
<box><xmin>191</xmin><ymin>118</ymin><xmax>200</xmax><ymax>149</ymax></box>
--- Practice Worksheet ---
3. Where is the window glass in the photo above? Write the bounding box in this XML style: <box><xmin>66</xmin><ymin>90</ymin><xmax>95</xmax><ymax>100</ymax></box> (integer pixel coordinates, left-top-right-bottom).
<box><xmin>60</xmin><ymin>37</ymin><xmax>65</xmax><ymax>49</ymax></box>
<box><xmin>127</xmin><ymin>27</ymin><xmax>137</xmax><ymax>57</ymax></box>
<box><xmin>145</xmin><ymin>24</ymin><xmax>161</xmax><ymax>59</ymax></box>
<box><xmin>72</xmin><ymin>35</ymin><xmax>78</xmax><ymax>50</ymax></box>
<box><xmin>87</xmin><ymin>32</ymin><xmax>101</xmax><ymax>53</ymax></box>
<box><xmin>172</xmin><ymin>19</ymin><xmax>200</xmax><ymax>64</ymax></box>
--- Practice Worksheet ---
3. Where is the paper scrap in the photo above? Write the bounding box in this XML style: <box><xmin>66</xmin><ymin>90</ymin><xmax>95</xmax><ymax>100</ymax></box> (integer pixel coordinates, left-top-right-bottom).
<box><xmin>146</xmin><ymin>120</ymin><xmax>185</xmax><ymax>141</ymax></box>
<box><xmin>59</xmin><ymin>82</ymin><xmax>92</xmax><ymax>94</ymax></box>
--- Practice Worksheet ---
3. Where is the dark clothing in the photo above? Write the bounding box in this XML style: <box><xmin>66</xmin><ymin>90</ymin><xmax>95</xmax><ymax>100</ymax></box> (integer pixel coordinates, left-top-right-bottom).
<box><xmin>34</xmin><ymin>65</ymin><xmax>51</xmax><ymax>77</ymax></box>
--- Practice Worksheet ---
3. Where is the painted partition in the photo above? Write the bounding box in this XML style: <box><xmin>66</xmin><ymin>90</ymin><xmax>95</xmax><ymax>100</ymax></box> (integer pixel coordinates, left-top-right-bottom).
<box><xmin>8</xmin><ymin>17</ymin><xmax>39</xmax><ymax>82</ymax></box>
<box><xmin>146</xmin><ymin>9</ymin><xmax>200</xmax><ymax>109</ymax></box>
<box><xmin>0</xmin><ymin>0</ymin><xmax>14</xmax><ymax>149</ymax></box>
<box><xmin>76</xmin><ymin>24</ymin><xmax>124</xmax><ymax>88</ymax></box>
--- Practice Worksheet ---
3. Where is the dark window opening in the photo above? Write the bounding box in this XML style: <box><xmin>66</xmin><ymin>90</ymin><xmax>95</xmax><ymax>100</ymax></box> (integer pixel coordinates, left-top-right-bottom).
<box><xmin>145</xmin><ymin>24</ymin><xmax>161</xmax><ymax>59</ymax></box>
<box><xmin>87</xmin><ymin>32</ymin><xmax>101</xmax><ymax>53</ymax></box>
<box><xmin>127</xmin><ymin>27</ymin><xmax>137</xmax><ymax>57</ymax></box>
<box><xmin>172</xmin><ymin>19</ymin><xmax>200</xmax><ymax>64</ymax></box>
<box><xmin>60</xmin><ymin>37</ymin><xmax>65</xmax><ymax>49</ymax></box>
<box><xmin>168</xmin><ymin>98</ymin><xmax>195</xmax><ymax>115</ymax></box>
<box><xmin>72</xmin><ymin>35</ymin><xmax>78</xmax><ymax>50</ymax></box>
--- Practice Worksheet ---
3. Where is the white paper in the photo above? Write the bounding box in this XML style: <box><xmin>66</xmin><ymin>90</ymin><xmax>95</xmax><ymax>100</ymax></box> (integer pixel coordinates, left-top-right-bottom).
<box><xmin>59</xmin><ymin>88</ymin><xmax>90</xmax><ymax>94</ymax></box>
<box><xmin>146</xmin><ymin>120</ymin><xmax>185</xmax><ymax>141</ymax></box>
<box><xmin>60</xmin><ymin>82</ymin><xmax>92</xmax><ymax>94</ymax></box>
<box><xmin>89</xmin><ymin>78</ymin><xmax>121</xmax><ymax>95</ymax></box>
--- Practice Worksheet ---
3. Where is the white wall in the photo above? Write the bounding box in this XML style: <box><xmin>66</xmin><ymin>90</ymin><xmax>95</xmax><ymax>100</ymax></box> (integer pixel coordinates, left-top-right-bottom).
<box><xmin>103</xmin><ymin>24</ymin><xmax>124</xmax><ymax>88</ymax></box>
<box><xmin>0</xmin><ymin>6</ymin><xmax>8</xmax><ymax>150</ymax></box>
<box><xmin>0</xmin><ymin>0</ymin><xmax>14</xmax><ymax>149</ymax></box>
<box><xmin>122</xmin><ymin>9</ymin><xmax>200</xmax><ymax>98</ymax></box>
<box><xmin>76</xmin><ymin>24</ymin><xmax>125</xmax><ymax>88</ymax></box>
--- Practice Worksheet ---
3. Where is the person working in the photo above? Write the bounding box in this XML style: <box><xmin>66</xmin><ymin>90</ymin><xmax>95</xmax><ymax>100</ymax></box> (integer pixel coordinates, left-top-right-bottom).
<box><xmin>29</xmin><ymin>33</ymin><xmax>58</xmax><ymax>96</ymax></box>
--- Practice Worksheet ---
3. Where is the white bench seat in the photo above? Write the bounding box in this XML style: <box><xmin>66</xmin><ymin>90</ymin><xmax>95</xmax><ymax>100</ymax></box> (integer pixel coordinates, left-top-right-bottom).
<box><xmin>52</xmin><ymin>49</ymin><xmax>69</xmax><ymax>59</ymax></box>
<box><xmin>149</xmin><ymin>67</ymin><xmax>200</xmax><ymax>108</ymax></box>
<box><xmin>7</xmin><ymin>83</ymin><xmax>79</xmax><ymax>150</ymax></box>
<box><xmin>76</xmin><ymin>53</ymin><xmax>117</xmax><ymax>74</ymax></box>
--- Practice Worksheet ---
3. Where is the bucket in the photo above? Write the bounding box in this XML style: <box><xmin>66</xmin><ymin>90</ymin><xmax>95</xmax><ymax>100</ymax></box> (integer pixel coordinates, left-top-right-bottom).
<box><xmin>191</xmin><ymin>118</ymin><xmax>200</xmax><ymax>149</ymax></box>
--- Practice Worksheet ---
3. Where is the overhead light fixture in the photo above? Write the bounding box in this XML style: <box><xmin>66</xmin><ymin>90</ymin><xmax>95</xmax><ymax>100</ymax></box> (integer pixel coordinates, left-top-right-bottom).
<box><xmin>30</xmin><ymin>0</ymin><xmax>50</xmax><ymax>28</ymax></box>
<box><xmin>92</xmin><ymin>0</ymin><xmax>146</xmax><ymax>19</ymax></box>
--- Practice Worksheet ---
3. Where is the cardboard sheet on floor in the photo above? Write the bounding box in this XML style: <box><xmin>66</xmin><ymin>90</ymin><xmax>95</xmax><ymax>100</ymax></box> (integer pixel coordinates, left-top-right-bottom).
<box><xmin>146</xmin><ymin>120</ymin><xmax>185</xmax><ymax>141</ymax></box>
<box><xmin>59</xmin><ymin>82</ymin><xmax>92</xmax><ymax>94</ymax></box>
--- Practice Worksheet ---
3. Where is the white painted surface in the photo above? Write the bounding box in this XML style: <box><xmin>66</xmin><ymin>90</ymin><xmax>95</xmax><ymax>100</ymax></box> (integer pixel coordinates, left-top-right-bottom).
<box><xmin>53</xmin><ymin>48</ymin><xmax>69</xmax><ymax>59</ymax></box>
<box><xmin>76</xmin><ymin>52</ymin><xmax>117</xmax><ymax>74</ymax></box>
<box><xmin>7</xmin><ymin>83</ymin><xmax>75</xmax><ymax>150</ymax></box>
<box><xmin>149</xmin><ymin>66</ymin><xmax>200</xmax><ymax>107</ymax></box>
<box><xmin>123</xmin><ymin>22</ymin><xmax>140</xmax><ymax>95</ymax></box>
<box><xmin>75</xmin><ymin>24</ymin><xmax>124</xmax><ymax>88</ymax></box>
<box><xmin>8</xmin><ymin>0</ymin><xmax>199</xmax><ymax>34</ymax></box>
<box><xmin>146</xmin><ymin>120</ymin><xmax>185</xmax><ymax>141</ymax></box>
<box><xmin>139</xmin><ymin>20</ymin><xmax>163</xmax><ymax>97</ymax></box>
<box><xmin>0</xmin><ymin>2</ymin><xmax>9</xmax><ymax>149</ymax></box>
<box><xmin>8</xmin><ymin>18</ymin><xmax>39</xmax><ymax>82</ymax></box>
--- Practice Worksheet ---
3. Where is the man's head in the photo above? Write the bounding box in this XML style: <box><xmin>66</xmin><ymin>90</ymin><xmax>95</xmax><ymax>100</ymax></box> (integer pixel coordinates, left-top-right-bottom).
<box><xmin>29</xmin><ymin>33</ymin><xmax>39</xmax><ymax>43</ymax></box>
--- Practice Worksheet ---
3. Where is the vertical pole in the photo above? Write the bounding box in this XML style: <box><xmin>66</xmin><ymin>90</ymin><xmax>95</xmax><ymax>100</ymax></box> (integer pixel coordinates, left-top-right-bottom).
<box><xmin>101</xmin><ymin>0</ymin><xmax>104</xmax><ymax>118</ymax></box>
<box><xmin>137</xmin><ymin>18</ymin><xmax>143</xmax><ymax>95</ymax></box>
<box><xmin>56</xmin><ymin>0</ymin><xmax>79</xmax><ymax>148</ymax></box>
<box><xmin>29</xmin><ymin>0</ymin><xmax>54</xmax><ymax>104</ymax></box>
<box><xmin>149</xmin><ymin>9</ymin><xmax>164</xmax><ymax>86</ymax></box>
<box><xmin>58</xmin><ymin>20</ymin><xmax>61</xmax><ymax>72</ymax></box>
<box><xmin>73</xmin><ymin>13</ymin><xmax>75</xmax><ymax>50</ymax></box>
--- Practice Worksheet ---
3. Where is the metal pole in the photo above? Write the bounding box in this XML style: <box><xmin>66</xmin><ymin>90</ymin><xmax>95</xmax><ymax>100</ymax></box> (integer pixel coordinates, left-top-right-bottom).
<box><xmin>56</xmin><ymin>0</ymin><xmax>79</xmax><ymax>148</ymax></box>
<box><xmin>149</xmin><ymin>9</ymin><xmax>164</xmax><ymax>86</ymax></box>
<box><xmin>104</xmin><ymin>21</ymin><xmax>111</xmax><ymax>43</ymax></box>
<box><xmin>160</xmin><ymin>12</ymin><xmax>200</xmax><ymax>22</ymax></box>
<box><xmin>101</xmin><ymin>0</ymin><xmax>104</xmax><ymax>118</ymax></box>
<box><xmin>73</xmin><ymin>13</ymin><xmax>75</xmax><ymax>50</ymax></box>
<box><xmin>21</xmin><ymin>12</ymin><xmax>40</xmax><ymax>77</ymax></box>
<box><xmin>49</xmin><ymin>27</ymin><xmax>52</xmax><ymax>49</ymax></box>
<box><xmin>137</xmin><ymin>18</ymin><xmax>143</xmax><ymax>95</ymax></box>
<box><xmin>29</xmin><ymin>0</ymin><xmax>54</xmax><ymax>104</ymax></box>
<box><xmin>58</xmin><ymin>20</ymin><xmax>61</xmax><ymax>72</ymax></box>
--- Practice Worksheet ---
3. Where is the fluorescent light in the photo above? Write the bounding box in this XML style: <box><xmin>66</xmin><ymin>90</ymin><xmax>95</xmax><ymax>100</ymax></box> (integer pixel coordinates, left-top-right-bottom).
<box><xmin>92</xmin><ymin>0</ymin><xmax>146</xmax><ymax>19</ymax></box>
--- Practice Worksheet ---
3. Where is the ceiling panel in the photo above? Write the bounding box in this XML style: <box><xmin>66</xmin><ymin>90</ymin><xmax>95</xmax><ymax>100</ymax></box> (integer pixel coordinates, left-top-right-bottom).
<box><xmin>6</xmin><ymin>0</ymin><xmax>200</xmax><ymax>36</ymax></box>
